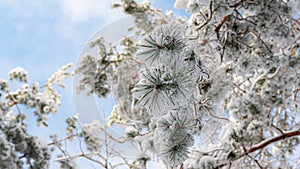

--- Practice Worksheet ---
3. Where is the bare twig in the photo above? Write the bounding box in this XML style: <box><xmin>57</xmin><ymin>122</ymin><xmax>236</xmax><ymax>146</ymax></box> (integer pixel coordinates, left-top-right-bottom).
<box><xmin>203</xmin><ymin>106</ymin><xmax>229</xmax><ymax>123</ymax></box>
<box><xmin>100</xmin><ymin>127</ymin><xmax>127</xmax><ymax>143</ymax></box>
<box><xmin>248</xmin><ymin>29</ymin><xmax>273</xmax><ymax>54</ymax></box>
<box><xmin>47</xmin><ymin>134</ymin><xmax>78</xmax><ymax>146</ymax></box>
<box><xmin>7</xmin><ymin>93</ymin><xmax>22</xmax><ymax>114</ymax></box>
<box><xmin>55</xmin><ymin>152</ymin><xmax>105</xmax><ymax>168</ymax></box>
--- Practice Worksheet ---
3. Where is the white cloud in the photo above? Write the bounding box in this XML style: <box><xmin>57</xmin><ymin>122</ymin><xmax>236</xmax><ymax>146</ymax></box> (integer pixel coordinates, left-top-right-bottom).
<box><xmin>60</xmin><ymin>0</ymin><xmax>123</xmax><ymax>23</ymax></box>
<box><xmin>0</xmin><ymin>0</ymin><xmax>124</xmax><ymax>24</ymax></box>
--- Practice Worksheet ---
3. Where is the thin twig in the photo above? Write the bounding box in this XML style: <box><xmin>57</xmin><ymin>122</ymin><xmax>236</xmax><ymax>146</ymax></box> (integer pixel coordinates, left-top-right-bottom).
<box><xmin>55</xmin><ymin>152</ymin><xmax>106</xmax><ymax>168</ymax></box>
<box><xmin>47</xmin><ymin>134</ymin><xmax>78</xmax><ymax>146</ymax></box>
<box><xmin>203</xmin><ymin>106</ymin><xmax>230</xmax><ymax>123</ymax></box>
<box><xmin>248</xmin><ymin>29</ymin><xmax>273</xmax><ymax>54</ymax></box>
<box><xmin>100</xmin><ymin>128</ymin><xmax>127</xmax><ymax>143</ymax></box>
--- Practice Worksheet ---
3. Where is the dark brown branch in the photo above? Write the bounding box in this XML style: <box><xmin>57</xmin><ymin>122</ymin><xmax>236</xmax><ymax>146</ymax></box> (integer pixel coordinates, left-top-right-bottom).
<box><xmin>229</xmin><ymin>0</ymin><xmax>246</xmax><ymax>8</ymax></box>
<box><xmin>195</xmin><ymin>0</ymin><xmax>213</xmax><ymax>31</ymax></box>
<box><xmin>243</xmin><ymin>130</ymin><xmax>300</xmax><ymax>156</ymax></box>
<box><xmin>214</xmin><ymin>15</ymin><xmax>230</xmax><ymax>36</ymax></box>
<box><xmin>7</xmin><ymin>93</ymin><xmax>22</xmax><ymax>115</ymax></box>
<box><xmin>215</xmin><ymin>130</ymin><xmax>300</xmax><ymax>168</ymax></box>
<box><xmin>253</xmin><ymin>159</ymin><xmax>263</xmax><ymax>169</ymax></box>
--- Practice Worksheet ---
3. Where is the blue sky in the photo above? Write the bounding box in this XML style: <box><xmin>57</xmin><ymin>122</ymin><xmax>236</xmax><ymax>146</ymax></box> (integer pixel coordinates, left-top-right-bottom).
<box><xmin>0</xmin><ymin>0</ymin><xmax>186</xmax><ymax>168</ymax></box>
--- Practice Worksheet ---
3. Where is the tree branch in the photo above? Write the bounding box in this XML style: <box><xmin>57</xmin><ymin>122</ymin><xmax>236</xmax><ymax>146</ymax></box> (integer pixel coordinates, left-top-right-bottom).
<box><xmin>195</xmin><ymin>0</ymin><xmax>213</xmax><ymax>31</ymax></box>
<box><xmin>215</xmin><ymin>130</ymin><xmax>300</xmax><ymax>168</ymax></box>
<box><xmin>243</xmin><ymin>130</ymin><xmax>300</xmax><ymax>156</ymax></box>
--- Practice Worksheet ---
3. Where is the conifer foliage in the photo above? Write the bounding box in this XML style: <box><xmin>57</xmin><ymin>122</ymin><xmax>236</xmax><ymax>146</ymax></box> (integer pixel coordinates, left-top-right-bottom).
<box><xmin>1</xmin><ymin>0</ymin><xmax>300</xmax><ymax>168</ymax></box>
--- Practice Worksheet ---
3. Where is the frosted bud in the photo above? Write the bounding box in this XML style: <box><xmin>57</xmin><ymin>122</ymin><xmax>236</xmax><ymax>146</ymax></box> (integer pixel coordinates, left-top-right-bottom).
<box><xmin>43</xmin><ymin>106</ymin><xmax>50</xmax><ymax>113</ymax></box>
<box><xmin>8</xmin><ymin>67</ymin><xmax>28</xmax><ymax>83</ymax></box>
<box><xmin>0</xmin><ymin>79</ymin><xmax>8</xmax><ymax>91</ymax></box>
<box><xmin>125</xmin><ymin>127</ymin><xmax>138</xmax><ymax>139</ymax></box>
